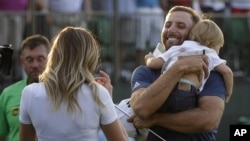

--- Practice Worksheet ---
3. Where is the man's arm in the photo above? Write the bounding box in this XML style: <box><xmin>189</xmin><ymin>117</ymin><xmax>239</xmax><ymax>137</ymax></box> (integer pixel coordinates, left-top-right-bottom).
<box><xmin>130</xmin><ymin>68</ymin><xmax>182</xmax><ymax>119</ymax></box>
<box><xmin>130</xmin><ymin>55</ymin><xmax>208</xmax><ymax>119</ymax></box>
<box><xmin>129</xmin><ymin>71</ymin><xmax>226</xmax><ymax>134</ymax></box>
<box><xmin>153</xmin><ymin>95</ymin><xmax>224</xmax><ymax>133</ymax></box>
<box><xmin>131</xmin><ymin>95</ymin><xmax>224</xmax><ymax>134</ymax></box>
<box><xmin>214</xmin><ymin>64</ymin><xmax>233</xmax><ymax>103</ymax></box>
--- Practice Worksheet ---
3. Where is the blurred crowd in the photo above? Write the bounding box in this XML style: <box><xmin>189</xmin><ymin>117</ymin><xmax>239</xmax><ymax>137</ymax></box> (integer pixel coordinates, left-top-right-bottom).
<box><xmin>1</xmin><ymin>0</ymin><xmax>250</xmax><ymax>91</ymax></box>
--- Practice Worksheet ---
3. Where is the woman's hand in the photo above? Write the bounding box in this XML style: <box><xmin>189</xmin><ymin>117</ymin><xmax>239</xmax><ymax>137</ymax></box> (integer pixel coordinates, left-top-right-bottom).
<box><xmin>95</xmin><ymin>70</ymin><xmax>113</xmax><ymax>97</ymax></box>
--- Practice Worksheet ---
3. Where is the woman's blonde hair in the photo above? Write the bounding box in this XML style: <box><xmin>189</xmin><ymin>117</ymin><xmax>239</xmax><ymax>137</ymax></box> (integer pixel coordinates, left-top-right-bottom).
<box><xmin>189</xmin><ymin>19</ymin><xmax>224</xmax><ymax>48</ymax></box>
<box><xmin>40</xmin><ymin>26</ymin><xmax>101</xmax><ymax>114</ymax></box>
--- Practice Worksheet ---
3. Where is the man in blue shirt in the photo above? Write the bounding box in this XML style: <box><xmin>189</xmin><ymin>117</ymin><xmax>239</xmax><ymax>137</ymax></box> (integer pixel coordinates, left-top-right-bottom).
<box><xmin>129</xmin><ymin>6</ymin><xmax>229</xmax><ymax>141</ymax></box>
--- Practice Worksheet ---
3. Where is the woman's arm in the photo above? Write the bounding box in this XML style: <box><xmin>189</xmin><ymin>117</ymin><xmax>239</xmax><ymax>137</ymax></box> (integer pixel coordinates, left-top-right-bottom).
<box><xmin>101</xmin><ymin>120</ymin><xmax>128</xmax><ymax>141</ymax></box>
<box><xmin>20</xmin><ymin>123</ymin><xmax>36</xmax><ymax>141</ymax></box>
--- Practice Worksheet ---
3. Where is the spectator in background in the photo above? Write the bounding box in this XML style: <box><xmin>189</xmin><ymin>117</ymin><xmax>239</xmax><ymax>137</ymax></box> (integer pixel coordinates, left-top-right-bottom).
<box><xmin>117</xmin><ymin>0</ymin><xmax>137</xmax><ymax>59</ymax></box>
<box><xmin>199</xmin><ymin>0</ymin><xmax>227</xmax><ymax>69</ymax></box>
<box><xmin>88</xmin><ymin>0</ymin><xmax>114</xmax><ymax>78</ymax></box>
<box><xmin>89</xmin><ymin>0</ymin><xmax>113</xmax><ymax>47</ymax></box>
<box><xmin>224</xmin><ymin>0</ymin><xmax>250</xmax><ymax>79</ymax></box>
<box><xmin>0</xmin><ymin>44</ymin><xmax>13</xmax><ymax>93</ymax></box>
<box><xmin>0</xmin><ymin>34</ymin><xmax>51</xmax><ymax>141</ymax></box>
<box><xmin>90</xmin><ymin>0</ymin><xmax>137</xmax><ymax>81</ymax></box>
<box><xmin>200</xmin><ymin>0</ymin><xmax>226</xmax><ymax>13</ymax></box>
<box><xmin>0</xmin><ymin>0</ymin><xmax>48</xmax><ymax>83</ymax></box>
<box><xmin>135</xmin><ymin>0</ymin><xmax>164</xmax><ymax>66</ymax></box>
<box><xmin>0</xmin><ymin>0</ymin><xmax>29</xmax><ymax>81</ymax></box>
<box><xmin>160</xmin><ymin>0</ymin><xmax>203</xmax><ymax>17</ymax></box>
<box><xmin>48</xmin><ymin>0</ymin><xmax>92</xmax><ymax>38</ymax></box>
<box><xmin>199</xmin><ymin>0</ymin><xmax>226</xmax><ymax>32</ymax></box>
<box><xmin>23</xmin><ymin>0</ymin><xmax>50</xmax><ymax>40</ymax></box>
<box><xmin>117</xmin><ymin>0</ymin><xmax>137</xmax><ymax>80</ymax></box>
<box><xmin>160</xmin><ymin>0</ymin><xmax>193</xmax><ymax>16</ymax></box>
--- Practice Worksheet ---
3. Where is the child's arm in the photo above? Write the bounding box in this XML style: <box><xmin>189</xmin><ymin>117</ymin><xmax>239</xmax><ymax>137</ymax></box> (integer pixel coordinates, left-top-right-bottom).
<box><xmin>214</xmin><ymin>63</ymin><xmax>233</xmax><ymax>103</ymax></box>
<box><xmin>145</xmin><ymin>52</ymin><xmax>165</xmax><ymax>69</ymax></box>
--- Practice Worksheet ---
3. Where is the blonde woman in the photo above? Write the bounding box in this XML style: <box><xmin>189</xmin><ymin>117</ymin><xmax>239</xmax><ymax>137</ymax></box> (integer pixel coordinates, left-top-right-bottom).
<box><xmin>19</xmin><ymin>26</ymin><xmax>128</xmax><ymax>141</ymax></box>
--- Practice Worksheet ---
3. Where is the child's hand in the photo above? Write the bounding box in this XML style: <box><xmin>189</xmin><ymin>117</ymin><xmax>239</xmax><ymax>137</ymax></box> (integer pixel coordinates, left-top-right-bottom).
<box><xmin>144</xmin><ymin>52</ymin><xmax>154</xmax><ymax>65</ymax></box>
<box><xmin>95</xmin><ymin>70</ymin><xmax>113</xmax><ymax>97</ymax></box>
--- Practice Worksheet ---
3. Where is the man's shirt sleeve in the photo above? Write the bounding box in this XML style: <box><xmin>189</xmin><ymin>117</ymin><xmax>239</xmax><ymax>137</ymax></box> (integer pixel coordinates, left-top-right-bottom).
<box><xmin>131</xmin><ymin>66</ymin><xmax>160</xmax><ymax>92</ymax></box>
<box><xmin>199</xmin><ymin>71</ymin><xmax>226</xmax><ymax>100</ymax></box>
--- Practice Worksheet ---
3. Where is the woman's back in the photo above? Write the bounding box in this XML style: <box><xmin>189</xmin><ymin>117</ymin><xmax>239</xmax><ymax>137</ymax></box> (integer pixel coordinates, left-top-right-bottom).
<box><xmin>20</xmin><ymin>82</ymin><xmax>117</xmax><ymax>141</ymax></box>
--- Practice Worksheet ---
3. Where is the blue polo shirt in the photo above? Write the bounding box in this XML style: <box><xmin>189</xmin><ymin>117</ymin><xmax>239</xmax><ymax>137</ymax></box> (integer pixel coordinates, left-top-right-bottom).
<box><xmin>131</xmin><ymin>66</ymin><xmax>226</xmax><ymax>141</ymax></box>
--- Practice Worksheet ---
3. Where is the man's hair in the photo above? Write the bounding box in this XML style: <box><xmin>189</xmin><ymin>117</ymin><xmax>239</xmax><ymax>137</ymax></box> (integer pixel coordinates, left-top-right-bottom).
<box><xmin>189</xmin><ymin>19</ymin><xmax>224</xmax><ymax>48</ymax></box>
<box><xmin>169</xmin><ymin>6</ymin><xmax>201</xmax><ymax>25</ymax></box>
<box><xmin>20</xmin><ymin>34</ymin><xmax>51</xmax><ymax>55</ymax></box>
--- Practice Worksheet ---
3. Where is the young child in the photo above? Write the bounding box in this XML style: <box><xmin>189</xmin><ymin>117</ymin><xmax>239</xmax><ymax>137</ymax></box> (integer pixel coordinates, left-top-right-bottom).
<box><xmin>145</xmin><ymin>19</ymin><xmax>233</xmax><ymax>103</ymax></box>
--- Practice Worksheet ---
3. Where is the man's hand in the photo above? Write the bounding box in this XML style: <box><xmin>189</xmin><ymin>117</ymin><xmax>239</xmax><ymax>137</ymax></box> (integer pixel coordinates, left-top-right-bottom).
<box><xmin>127</xmin><ymin>115</ymin><xmax>155</xmax><ymax>129</ymax></box>
<box><xmin>176</xmin><ymin>55</ymin><xmax>209</xmax><ymax>80</ymax></box>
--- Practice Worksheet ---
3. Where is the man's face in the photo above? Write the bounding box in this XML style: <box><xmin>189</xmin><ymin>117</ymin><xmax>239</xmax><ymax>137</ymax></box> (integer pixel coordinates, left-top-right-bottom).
<box><xmin>161</xmin><ymin>11</ymin><xmax>194</xmax><ymax>50</ymax></box>
<box><xmin>20</xmin><ymin>45</ymin><xmax>48</xmax><ymax>83</ymax></box>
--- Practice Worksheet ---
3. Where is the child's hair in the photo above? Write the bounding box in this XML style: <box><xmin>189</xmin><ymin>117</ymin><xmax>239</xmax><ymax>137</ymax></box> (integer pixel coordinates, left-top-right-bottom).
<box><xmin>189</xmin><ymin>19</ymin><xmax>224</xmax><ymax>48</ymax></box>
